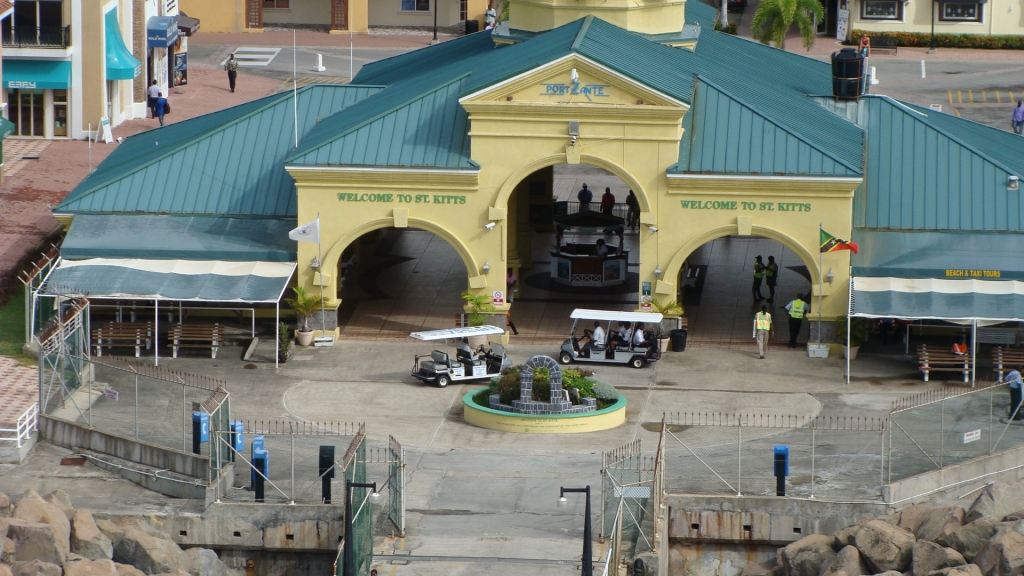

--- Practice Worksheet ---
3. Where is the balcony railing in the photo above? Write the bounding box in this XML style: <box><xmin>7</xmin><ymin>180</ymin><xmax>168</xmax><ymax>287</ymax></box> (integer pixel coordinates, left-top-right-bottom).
<box><xmin>2</xmin><ymin>25</ymin><xmax>71</xmax><ymax>48</ymax></box>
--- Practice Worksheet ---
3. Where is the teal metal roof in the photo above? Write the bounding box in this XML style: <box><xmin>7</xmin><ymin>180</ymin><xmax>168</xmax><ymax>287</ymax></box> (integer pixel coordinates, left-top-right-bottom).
<box><xmin>336</xmin><ymin>16</ymin><xmax>865</xmax><ymax>175</ymax></box>
<box><xmin>56</xmin><ymin>85</ymin><xmax>382</xmax><ymax>217</ymax></box>
<box><xmin>61</xmin><ymin>215</ymin><xmax>296</xmax><ymax>262</ymax></box>
<box><xmin>287</xmin><ymin>77</ymin><xmax>474</xmax><ymax>168</ymax></box>
<box><xmin>856</xmin><ymin>96</ymin><xmax>1023</xmax><ymax>231</ymax></box>
<box><xmin>674</xmin><ymin>77</ymin><xmax>860</xmax><ymax>175</ymax></box>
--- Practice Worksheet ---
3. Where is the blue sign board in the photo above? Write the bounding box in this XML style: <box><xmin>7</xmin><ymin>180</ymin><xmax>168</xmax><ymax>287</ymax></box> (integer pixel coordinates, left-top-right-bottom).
<box><xmin>251</xmin><ymin>435</ymin><xmax>268</xmax><ymax>486</ymax></box>
<box><xmin>146</xmin><ymin>15</ymin><xmax>179</xmax><ymax>48</ymax></box>
<box><xmin>230</xmin><ymin>421</ymin><xmax>244</xmax><ymax>453</ymax></box>
<box><xmin>192</xmin><ymin>412</ymin><xmax>209</xmax><ymax>442</ymax></box>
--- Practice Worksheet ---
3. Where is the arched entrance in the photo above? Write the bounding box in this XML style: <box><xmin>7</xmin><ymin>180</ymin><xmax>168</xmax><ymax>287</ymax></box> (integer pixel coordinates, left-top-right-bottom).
<box><xmin>667</xmin><ymin>230</ymin><xmax>821</xmax><ymax>346</ymax></box>
<box><xmin>330</xmin><ymin>226</ymin><xmax>473</xmax><ymax>339</ymax></box>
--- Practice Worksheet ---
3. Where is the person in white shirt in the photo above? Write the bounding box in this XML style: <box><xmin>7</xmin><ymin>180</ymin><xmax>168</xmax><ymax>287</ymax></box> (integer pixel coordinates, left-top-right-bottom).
<box><xmin>147</xmin><ymin>80</ymin><xmax>161</xmax><ymax>119</ymax></box>
<box><xmin>633</xmin><ymin>323</ymin><xmax>646</xmax><ymax>347</ymax></box>
<box><xmin>592</xmin><ymin>322</ymin><xmax>606</xmax><ymax>347</ymax></box>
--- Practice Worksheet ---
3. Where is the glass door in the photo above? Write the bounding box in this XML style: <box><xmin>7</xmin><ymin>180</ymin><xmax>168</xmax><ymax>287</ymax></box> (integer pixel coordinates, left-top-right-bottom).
<box><xmin>10</xmin><ymin>89</ymin><xmax>45</xmax><ymax>137</ymax></box>
<box><xmin>53</xmin><ymin>89</ymin><xmax>67</xmax><ymax>137</ymax></box>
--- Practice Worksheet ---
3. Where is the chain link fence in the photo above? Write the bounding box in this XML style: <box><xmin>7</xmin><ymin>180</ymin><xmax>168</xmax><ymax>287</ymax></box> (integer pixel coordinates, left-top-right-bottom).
<box><xmin>39</xmin><ymin>351</ymin><xmax>231</xmax><ymax>482</ymax></box>
<box><xmin>888</xmin><ymin>383</ymin><xmax>1024</xmax><ymax>486</ymax></box>
<box><xmin>662</xmin><ymin>413</ymin><xmax>887</xmax><ymax>501</ymax></box>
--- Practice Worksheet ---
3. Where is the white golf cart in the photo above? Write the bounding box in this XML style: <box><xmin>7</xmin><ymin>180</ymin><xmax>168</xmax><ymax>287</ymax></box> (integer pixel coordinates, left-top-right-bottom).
<box><xmin>559</xmin><ymin>309</ymin><xmax>664</xmax><ymax>369</ymax></box>
<box><xmin>411</xmin><ymin>325</ymin><xmax>512</xmax><ymax>387</ymax></box>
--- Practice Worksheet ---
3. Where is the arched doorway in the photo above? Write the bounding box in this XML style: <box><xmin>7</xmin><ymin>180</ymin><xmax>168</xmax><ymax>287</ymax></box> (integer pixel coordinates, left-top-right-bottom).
<box><xmin>334</xmin><ymin>227</ymin><xmax>471</xmax><ymax>338</ymax></box>
<box><xmin>503</xmin><ymin>163</ymin><xmax>642</xmax><ymax>339</ymax></box>
<box><xmin>676</xmin><ymin>235</ymin><xmax>817</xmax><ymax>346</ymax></box>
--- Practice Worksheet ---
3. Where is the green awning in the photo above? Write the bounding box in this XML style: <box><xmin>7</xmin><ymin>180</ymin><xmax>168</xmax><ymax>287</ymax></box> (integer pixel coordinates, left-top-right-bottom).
<box><xmin>2</xmin><ymin>60</ymin><xmax>71</xmax><ymax>89</ymax></box>
<box><xmin>105</xmin><ymin>9</ymin><xmax>141</xmax><ymax>81</ymax></box>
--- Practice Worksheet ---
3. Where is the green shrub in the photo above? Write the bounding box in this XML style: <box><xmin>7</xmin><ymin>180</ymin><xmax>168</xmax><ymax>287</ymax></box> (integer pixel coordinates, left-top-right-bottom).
<box><xmin>714</xmin><ymin>21</ymin><xmax>738</xmax><ymax>35</ymax></box>
<box><xmin>277</xmin><ymin>322</ymin><xmax>293</xmax><ymax>363</ymax></box>
<box><xmin>593</xmin><ymin>379</ymin><xmax>621</xmax><ymax>402</ymax></box>
<box><xmin>531</xmin><ymin>367</ymin><xmax>551</xmax><ymax>401</ymax></box>
<box><xmin>849</xmin><ymin>29</ymin><xmax>1024</xmax><ymax>49</ymax></box>
<box><xmin>563</xmin><ymin>368</ymin><xmax>596</xmax><ymax>401</ymax></box>
<box><xmin>473</xmin><ymin>388</ymin><xmax>492</xmax><ymax>407</ymax></box>
<box><xmin>491</xmin><ymin>365</ymin><xmax>522</xmax><ymax>405</ymax></box>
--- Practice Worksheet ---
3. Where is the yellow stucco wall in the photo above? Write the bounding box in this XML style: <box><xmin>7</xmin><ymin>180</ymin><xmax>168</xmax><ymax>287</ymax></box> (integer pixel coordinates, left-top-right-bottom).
<box><xmin>509</xmin><ymin>0</ymin><xmax>687</xmax><ymax>33</ymax></box>
<box><xmin>368</xmin><ymin>0</ymin><xmax>464</xmax><ymax>28</ymax></box>
<box><xmin>179</xmin><ymin>0</ymin><xmax>247</xmax><ymax>33</ymax></box>
<box><xmin>846</xmin><ymin>0</ymin><xmax>1024</xmax><ymax>38</ymax></box>
<box><xmin>81</xmin><ymin>0</ymin><xmax>105</xmax><ymax>134</ymax></box>
<box><xmin>286</xmin><ymin>54</ymin><xmax>859</xmax><ymax>323</ymax></box>
<box><xmin>263</xmin><ymin>0</ymin><xmax>331</xmax><ymax>25</ymax></box>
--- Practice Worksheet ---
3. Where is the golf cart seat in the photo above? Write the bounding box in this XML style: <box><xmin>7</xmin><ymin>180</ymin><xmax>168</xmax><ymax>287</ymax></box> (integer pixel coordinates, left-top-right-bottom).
<box><xmin>431</xmin><ymin>350</ymin><xmax>449</xmax><ymax>364</ymax></box>
<box><xmin>457</xmin><ymin>348</ymin><xmax>484</xmax><ymax>366</ymax></box>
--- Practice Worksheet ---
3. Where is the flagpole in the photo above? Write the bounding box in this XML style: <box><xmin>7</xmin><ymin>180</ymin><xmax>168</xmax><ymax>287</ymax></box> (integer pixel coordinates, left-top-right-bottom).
<box><xmin>293</xmin><ymin>30</ymin><xmax>299</xmax><ymax>148</ymax></box>
<box><xmin>818</xmin><ymin>222</ymin><xmax>823</xmax><ymax>346</ymax></box>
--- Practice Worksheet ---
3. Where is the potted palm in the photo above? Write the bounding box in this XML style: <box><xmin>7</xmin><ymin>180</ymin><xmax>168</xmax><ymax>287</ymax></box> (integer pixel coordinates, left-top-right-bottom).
<box><xmin>650</xmin><ymin>298</ymin><xmax>684</xmax><ymax>353</ymax></box>
<box><xmin>750</xmin><ymin>0</ymin><xmax>824</xmax><ymax>51</ymax></box>
<box><xmin>835</xmin><ymin>317</ymin><xmax>867</xmax><ymax>360</ymax></box>
<box><xmin>286</xmin><ymin>285</ymin><xmax>323</xmax><ymax>346</ymax></box>
<box><xmin>461</xmin><ymin>290</ymin><xmax>498</xmax><ymax>348</ymax></box>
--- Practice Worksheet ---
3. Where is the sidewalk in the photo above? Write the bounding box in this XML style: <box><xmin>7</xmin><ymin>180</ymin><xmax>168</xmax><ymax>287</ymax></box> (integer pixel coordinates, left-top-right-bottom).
<box><xmin>0</xmin><ymin>65</ymin><xmax>280</xmax><ymax>285</ymax></box>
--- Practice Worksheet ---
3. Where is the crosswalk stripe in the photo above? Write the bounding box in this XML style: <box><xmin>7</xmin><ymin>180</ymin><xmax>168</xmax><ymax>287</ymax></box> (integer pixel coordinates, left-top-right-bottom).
<box><xmin>223</xmin><ymin>47</ymin><xmax>281</xmax><ymax>67</ymax></box>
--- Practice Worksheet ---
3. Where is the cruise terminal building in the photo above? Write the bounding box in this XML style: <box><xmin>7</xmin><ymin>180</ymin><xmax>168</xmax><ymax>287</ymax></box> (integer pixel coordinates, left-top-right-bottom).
<box><xmin>42</xmin><ymin>0</ymin><xmax>1024</xmax><ymax>357</ymax></box>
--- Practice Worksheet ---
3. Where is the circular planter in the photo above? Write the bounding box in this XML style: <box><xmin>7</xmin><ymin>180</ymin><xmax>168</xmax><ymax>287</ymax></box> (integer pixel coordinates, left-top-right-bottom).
<box><xmin>843</xmin><ymin>345</ymin><xmax>860</xmax><ymax>360</ymax></box>
<box><xmin>462</xmin><ymin>389</ymin><xmax>627</xmax><ymax>434</ymax></box>
<box><xmin>296</xmin><ymin>330</ymin><xmax>314</xmax><ymax>346</ymax></box>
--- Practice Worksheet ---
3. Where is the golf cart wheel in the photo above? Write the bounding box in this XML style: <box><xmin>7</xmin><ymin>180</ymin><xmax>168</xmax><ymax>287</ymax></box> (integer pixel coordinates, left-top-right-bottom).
<box><xmin>559</xmin><ymin>352</ymin><xmax>573</xmax><ymax>365</ymax></box>
<box><xmin>630</xmin><ymin>356</ymin><xmax>646</xmax><ymax>369</ymax></box>
<box><xmin>437</xmin><ymin>375</ymin><xmax>450</xmax><ymax>388</ymax></box>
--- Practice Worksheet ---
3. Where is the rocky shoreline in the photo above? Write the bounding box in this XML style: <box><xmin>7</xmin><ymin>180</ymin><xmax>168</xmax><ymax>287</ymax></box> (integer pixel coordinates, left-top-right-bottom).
<box><xmin>0</xmin><ymin>490</ymin><xmax>239</xmax><ymax>576</ymax></box>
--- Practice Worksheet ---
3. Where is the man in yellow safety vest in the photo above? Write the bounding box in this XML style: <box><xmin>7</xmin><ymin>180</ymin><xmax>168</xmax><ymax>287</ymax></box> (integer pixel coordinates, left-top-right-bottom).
<box><xmin>785</xmin><ymin>294</ymin><xmax>810</xmax><ymax>348</ymax></box>
<box><xmin>752</xmin><ymin>305</ymin><xmax>774</xmax><ymax>359</ymax></box>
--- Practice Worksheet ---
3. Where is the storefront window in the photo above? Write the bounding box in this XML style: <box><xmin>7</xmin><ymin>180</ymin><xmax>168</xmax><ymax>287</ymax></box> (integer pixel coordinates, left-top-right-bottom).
<box><xmin>401</xmin><ymin>0</ymin><xmax>430</xmax><ymax>11</ymax></box>
<box><xmin>8</xmin><ymin>89</ymin><xmax>45</xmax><ymax>137</ymax></box>
<box><xmin>940</xmin><ymin>1</ymin><xmax>982</xmax><ymax>21</ymax></box>
<box><xmin>53</xmin><ymin>89</ymin><xmax>66</xmax><ymax>137</ymax></box>
<box><xmin>262</xmin><ymin>0</ymin><xmax>289</xmax><ymax>8</ymax></box>
<box><xmin>861</xmin><ymin>0</ymin><xmax>901</xmax><ymax>19</ymax></box>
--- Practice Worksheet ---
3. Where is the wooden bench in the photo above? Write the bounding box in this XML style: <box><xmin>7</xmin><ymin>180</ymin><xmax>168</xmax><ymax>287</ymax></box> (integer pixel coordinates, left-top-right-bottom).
<box><xmin>994</xmin><ymin>347</ymin><xmax>1024</xmax><ymax>381</ymax></box>
<box><xmin>917</xmin><ymin>345</ymin><xmax>973</xmax><ymax>382</ymax></box>
<box><xmin>92</xmin><ymin>322</ymin><xmax>153</xmax><ymax>358</ymax></box>
<box><xmin>870</xmin><ymin>37</ymin><xmax>897</xmax><ymax>55</ymax></box>
<box><xmin>169</xmin><ymin>323</ymin><xmax>222</xmax><ymax>359</ymax></box>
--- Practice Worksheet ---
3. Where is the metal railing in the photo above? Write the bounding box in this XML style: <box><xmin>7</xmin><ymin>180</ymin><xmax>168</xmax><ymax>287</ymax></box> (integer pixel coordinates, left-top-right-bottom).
<box><xmin>2</xmin><ymin>25</ymin><xmax>72</xmax><ymax>48</ymax></box>
<box><xmin>0</xmin><ymin>403</ymin><xmax>39</xmax><ymax>448</ymax></box>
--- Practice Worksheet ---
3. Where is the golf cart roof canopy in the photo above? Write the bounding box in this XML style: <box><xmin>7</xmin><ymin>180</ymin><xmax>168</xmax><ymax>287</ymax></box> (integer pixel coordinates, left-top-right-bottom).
<box><xmin>410</xmin><ymin>325</ymin><xmax>505</xmax><ymax>341</ymax></box>
<box><xmin>570</xmin><ymin>309</ymin><xmax>664</xmax><ymax>323</ymax></box>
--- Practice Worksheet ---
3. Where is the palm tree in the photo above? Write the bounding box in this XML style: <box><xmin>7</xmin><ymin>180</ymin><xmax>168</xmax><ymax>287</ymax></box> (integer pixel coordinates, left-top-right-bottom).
<box><xmin>750</xmin><ymin>0</ymin><xmax>824</xmax><ymax>51</ymax></box>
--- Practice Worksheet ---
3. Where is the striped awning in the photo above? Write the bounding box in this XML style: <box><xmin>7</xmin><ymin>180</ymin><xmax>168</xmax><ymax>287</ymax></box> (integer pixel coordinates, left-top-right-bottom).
<box><xmin>851</xmin><ymin>276</ymin><xmax>1024</xmax><ymax>321</ymax></box>
<box><xmin>44</xmin><ymin>258</ymin><xmax>295</xmax><ymax>303</ymax></box>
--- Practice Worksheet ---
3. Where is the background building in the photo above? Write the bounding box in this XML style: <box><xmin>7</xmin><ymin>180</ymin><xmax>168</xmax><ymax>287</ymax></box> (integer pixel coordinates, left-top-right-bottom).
<box><xmin>836</xmin><ymin>0</ymin><xmax>1019</xmax><ymax>41</ymax></box>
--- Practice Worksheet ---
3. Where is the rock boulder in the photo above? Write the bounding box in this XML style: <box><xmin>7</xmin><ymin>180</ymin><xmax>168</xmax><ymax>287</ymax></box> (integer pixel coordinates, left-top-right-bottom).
<box><xmin>72</xmin><ymin>511</ymin><xmax>112</xmax><ymax>561</ymax></box>
<box><xmin>967</xmin><ymin>482</ymin><xmax>1024</xmax><ymax>523</ymax></box>
<box><xmin>852</xmin><ymin>520</ymin><xmax>915</xmax><ymax>573</ymax></box>
<box><xmin>778</xmin><ymin>534</ymin><xmax>835</xmax><ymax>576</ymax></box>
<box><xmin>113</xmin><ymin>527</ymin><xmax>190</xmax><ymax>576</ymax></box>
<box><xmin>929</xmin><ymin>564</ymin><xmax>984</xmax><ymax>576</ymax></box>
<box><xmin>821</xmin><ymin>545</ymin><xmax>867</xmax><ymax>576</ymax></box>
<box><xmin>939</xmin><ymin>518</ymin><xmax>1000</xmax><ymax>562</ymax></box>
<box><xmin>0</xmin><ymin>494</ymin><xmax>10</xmax><ymax>518</ymax></box>
<box><xmin>912</xmin><ymin>540</ymin><xmax>967</xmax><ymax>575</ymax></box>
<box><xmin>0</xmin><ymin>564</ymin><xmax>10</xmax><ymax>576</ymax></box>
<box><xmin>11</xmin><ymin>559</ymin><xmax>62</xmax><ymax>576</ymax></box>
<box><xmin>45</xmin><ymin>490</ymin><xmax>76</xmax><ymax>522</ymax></box>
<box><xmin>5</xmin><ymin>518</ymin><xmax>66</xmax><ymax>566</ymax></box>
<box><xmin>739</xmin><ymin>562</ymin><xmax>776</xmax><ymax>576</ymax></box>
<box><xmin>114</xmin><ymin>563</ymin><xmax>146</xmax><ymax>576</ymax></box>
<box><xmin>914</xmin><ymin>506</ymin><xmax>965</xmax><ymax>543</ymax></box>
<box><xmin>65</xmin><ymin>558</ymin><xmax>119</xmax><ymax>576</ymax></box>
<box><xmin>12</xmin><ymin>490</ymin><xmax>70</xmax><ymax>557</ymax></box>
<box><xmin>184</xmin><ymin>548</ymin><xmax>232</xmax><ymax>576</ymax></box>
<box><xmin>974</xmin><ymin>529</ymin><xmax>1024</xmax><ymax>576</ymax></box>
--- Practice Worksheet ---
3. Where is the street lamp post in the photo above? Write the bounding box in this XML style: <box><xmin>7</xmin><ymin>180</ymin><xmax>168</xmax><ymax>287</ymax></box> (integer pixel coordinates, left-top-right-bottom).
<box><xmin>928</xmin><ymin>0</ymin><xmax>937</xmax><ymax>54</ymax></box>
<box><xmin>343</xmin><ymin>481</ymin><xmax>380</xmax><ymax>576</ymax></box>
<box><xmin>557</xmin><ymin>486</ymin><xmax>593</xmax><ymax>576</ymax></box>
<box><xmin>432</xmin><ymin>0</ymin><xmax>439</xmax><ymax>44</ymax></box>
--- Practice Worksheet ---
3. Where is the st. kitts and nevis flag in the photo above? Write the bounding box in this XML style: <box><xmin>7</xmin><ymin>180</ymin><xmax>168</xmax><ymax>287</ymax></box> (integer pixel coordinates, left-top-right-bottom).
<box><xmin>820</xmin><ymin>229</ymin><xmax>859</xmax><ymax>254</ymax></box>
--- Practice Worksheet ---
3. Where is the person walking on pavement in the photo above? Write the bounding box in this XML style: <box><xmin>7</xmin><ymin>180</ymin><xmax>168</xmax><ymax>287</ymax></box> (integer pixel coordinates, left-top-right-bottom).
<box><xmin>784</xmin><ymin>294</ymin><xmax>809</xmax><ymax>348</ymax></box>
<box><xmin>751</xmin><ymin>255</ymin><xmax>766</xmax><ymax>302</ymax></box>
<box><xmin>147</xmin><ymin>80</ymin><xmax>160</xmax><ymax>119</ymax></box>
<box><xmin>753</xmin><ymin>305</ymin><xmax>774</xmax><ymax>359</ymax></box>
<box><xmin>506</xmin><ymin>310</ymin><xmax>518</xmax><ymax>336</ymax></box>
<box><xmin>1008</xmin><ymin>366</ymin><xmax>1024</xmax><ymax>421</ymax></box>
<box><xmin>225</xmin><ymin>54</ymin><xmax>239</xmax><ymax>93</ymax></box>
<box><xmin>506</xmin><ymin>268</ymin><xmax>517</xmax><ymax>303</ymax></box>
<box><xmin>577</xmin><ymin>183</ymin><xmax>593</xmax><ymax>212</ymax></box>
<box><xmin>765</xmin><ymin>255</ymin><xmax>779</xmax><ymax>302</ymax></box>
<box><xmin>154</xmin><ymin>92</ymin><xmax>169</xmax><ymax>126</ymax></box>
<box><xmin>625</xmin><ymin>190</ymin><xmax>639</xmax><ymax>229</ymax></box>
<box><xmin>1013</xmin><ymin>101</ymin><xmax>1024</xmax><ymax>135</ymax></box>
<box><xmin>600</xmin><ymin>187</ymin><xmax>616</xmax><ymax>216</ymax></box>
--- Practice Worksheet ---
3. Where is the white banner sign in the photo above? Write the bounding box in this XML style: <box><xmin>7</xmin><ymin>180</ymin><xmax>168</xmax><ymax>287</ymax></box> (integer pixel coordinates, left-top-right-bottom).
<box><xmin>964</xmin><ymin>429</ymin><xmax>981</xmax><ymax>444</ymax></box>
<box><xmin>836</xmin><ymin>9</ymin><xmax>850</xmax><ymax>41</ymax></box>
